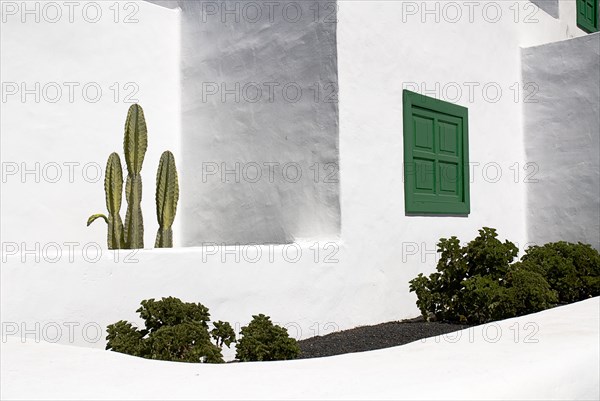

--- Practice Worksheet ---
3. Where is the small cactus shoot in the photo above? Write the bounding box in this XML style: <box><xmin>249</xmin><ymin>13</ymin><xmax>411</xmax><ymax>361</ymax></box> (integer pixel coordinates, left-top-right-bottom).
<box><xmin>87</xmin><ymin>152</ymin><xmax>125</xmax><ymax>249</ymax></box>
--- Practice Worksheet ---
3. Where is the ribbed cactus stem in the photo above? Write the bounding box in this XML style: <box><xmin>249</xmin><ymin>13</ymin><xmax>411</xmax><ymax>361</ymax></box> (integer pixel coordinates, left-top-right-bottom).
<box><xmin>155</xmin><ymin>151</ymin><xmax>179</xmax><ymax>248</ymax></box>
<box><xmin>155</xmin><ymin>228</ymin><xmax>173</xmax><ymax>249</ymax></box>
<box><xmin>87</xmin><ymin>152</ymin><xmax>124</xmax><ymax>249</ymax></box>
<box><xmin>123</xmin><ymin>104</ymin><xmax>148</xmax><ymax>249</ymax></box>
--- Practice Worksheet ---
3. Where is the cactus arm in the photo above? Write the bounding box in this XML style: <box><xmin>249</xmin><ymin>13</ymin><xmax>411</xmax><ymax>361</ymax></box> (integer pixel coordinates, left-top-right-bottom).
<box><xmin>87</xmin><ymin>214</ymin><xmax>108</xmax><ymax>226</ymax></box>
<box><xmin>87</xmin><ymin>152</ymin><xmax>125</xmax><ymax>249</ymax></box>
<box><xmin>123</xmin><ymin>104</ymin><xmax>148</xmax><ymax>175</ymax></box>
<box><xmin>105</xmin><ymin>153</ymin><xmax>123</xmax><ymax>216</ymax></box>
<box><xmin>123</xmin><ymin>104</ymin><xmax>147</xmax><ymax>249</ymax></box>
<box><xmin>154</xmin><ymin>151</ymin><xmax>179</xmax><ymax>248</ymax></box>
<box><xmin>104</xmin><ymin>153</ymin><xmax>125</xmax><ymax>249</ymax></box>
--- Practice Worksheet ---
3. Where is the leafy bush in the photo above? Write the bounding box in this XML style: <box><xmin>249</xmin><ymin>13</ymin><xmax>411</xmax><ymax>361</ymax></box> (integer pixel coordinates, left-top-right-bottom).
<box><xmin>460</xmin><ymin>275</ymin><xmax>511</xmax><ymax>323</ymax></box>
<box><xmin>211</xmin><ymin>321</ymin><xmax>236</xmax><ymax>349</ymax></box>
<box><xmin>106</xmin><ymin>297</ymin><xmax>234</xmax><ymax>363</ymax></box>
<box><xmin>505</xmin><ymin>267</ymin><xmax>558</xmax><ymax>315</ymax></box>
<box><xmin>409</xmin><ymin>227</ymin><xmax>559</xmax><ymax>324</ymax></box>
<box><xmin>519</xmin><ymin>242</ymin><xmax>600</xmax><ymax>303</ymax></box>
<box><xmin>235</xmin><ymin>314</ymin><xmax>300</xmax><ymax>362</ymax></box>
<box><xmin>410</xmin><ymin>228</ymin><xmax>522</xmax><ymax>323</ymax></box>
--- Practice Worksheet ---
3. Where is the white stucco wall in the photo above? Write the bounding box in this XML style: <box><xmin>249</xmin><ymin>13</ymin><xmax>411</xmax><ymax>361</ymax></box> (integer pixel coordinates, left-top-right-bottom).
<box><xmin>179</xmin><ymin>0</ymin><xmax>340</xmax><ymax>246</ymax></box>
<box><xmin>1</xmin><ymin>1</ymin><xmax>597</xmax><ymax>349</ymax></box>
<box><xmin>531</xmin><ymin>0</ymin><xmax>559</xmax><ymax>18</ymax></box>
<box><xmin>0</xmin><ymin>1</ymin><xmax>181</xmax><ymax>248</ymax></box>
<box><xmin>523</xmin><ymin>33</ymin><xmax>600</xmax><ymax>250</ymax></box>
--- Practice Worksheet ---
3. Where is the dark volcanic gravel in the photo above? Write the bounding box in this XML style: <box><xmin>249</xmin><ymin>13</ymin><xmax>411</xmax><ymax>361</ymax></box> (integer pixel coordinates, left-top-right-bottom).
<box><xmin>298</xmin><ymin>319</ymin><xmax>470</xmax><ymax>359</ymax></box>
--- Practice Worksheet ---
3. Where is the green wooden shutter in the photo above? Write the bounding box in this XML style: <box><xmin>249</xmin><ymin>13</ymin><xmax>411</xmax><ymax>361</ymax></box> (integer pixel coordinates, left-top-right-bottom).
<box><xmin>577</xmin><ymin>0</ymin><xmax>599</xmax><ymax>33</ymax></box>
<box><xmin>403</xmin><ymin>90</ymin><xmax>470</xmax><ymax>215</ymax></box>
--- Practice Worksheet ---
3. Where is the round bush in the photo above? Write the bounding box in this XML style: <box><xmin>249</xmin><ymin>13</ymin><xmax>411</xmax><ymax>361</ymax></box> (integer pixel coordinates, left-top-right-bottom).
<box><xmin>235</xmin><ymin>314</ymin><xmax>300</xmax><ymax>362</ymax></box>
<box><xmin>520</xmin><ymin>242</ymin><xmax>600</xmax><ymax>303</ymax></box>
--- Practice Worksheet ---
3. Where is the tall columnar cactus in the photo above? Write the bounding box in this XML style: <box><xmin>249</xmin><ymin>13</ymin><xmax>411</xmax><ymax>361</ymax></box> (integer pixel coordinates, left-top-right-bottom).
<box><xmin>87</xmin><ymin>153</ymin><xmax>125</xmax><ymax>249</ymax></box>
<box><xmin>123</xmin><ymin>104</ymin><xmax>148</xmax><ymax>249</ymax></box>
<box><xmin>88</xmin><ymin>104</ymin><xmax>179</xmax><ymax>249</ymax></box>
<box><xmin>155</xmin><ymin>151</ymin><xmax>179</xmax><ymax>248</ymax></box>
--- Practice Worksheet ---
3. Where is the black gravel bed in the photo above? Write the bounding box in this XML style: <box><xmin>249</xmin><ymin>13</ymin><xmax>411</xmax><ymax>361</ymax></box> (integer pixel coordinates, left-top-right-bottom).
<box><xmin>298</xmin><ymin>319</ymin><xmax>471</xmax><ymax>359</ymax></box>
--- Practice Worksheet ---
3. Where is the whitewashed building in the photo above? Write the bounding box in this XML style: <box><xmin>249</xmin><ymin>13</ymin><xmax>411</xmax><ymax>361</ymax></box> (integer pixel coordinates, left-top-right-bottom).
<box><xmin>1</xmin><ymin>0</ymin><xmax>598</xmax><ymax>345</ymax></box>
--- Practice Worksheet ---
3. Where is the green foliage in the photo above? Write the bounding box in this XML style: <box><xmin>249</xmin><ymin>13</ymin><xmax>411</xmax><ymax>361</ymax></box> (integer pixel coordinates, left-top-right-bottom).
<box><xmin>145</xmin><ymin>323</ymin><xmax>222</xmax><ymax>363</ymax></box>
<box><xmin>211</xmin><ymin>321</ymin><xmax>236</xmax><ymax>349</ymax></box>
<box><xmin>461</xmin><ymin>275</ymin><xmax>511</xmax><ymax>323</ymax></box>
<box><xmin>409</xmin><ymin>228</ymin><xmax>520</xmax><ymax>323</ymax></box>
<box><xmin>464</xmin><ymin>227</ymin><xmax>518</xmax><ymax>279</ymax></box>
<box><xmin>88</xmin><ymin>105</ymin><xmax>180</xmax><ymax>249</ymax></box>
<box><xmin>235</xmin><ymin>314</ymin><xmax>300</xmax><ymax>362</ymax></box>
<box><xmin>460</xmin><ymin>267</ymin><xmax>558</xmax><ymax>324</ymax></box>
<box><xmin>106</xmin><ymin>320</ymin><xmax>146</xmax><ymax>357</ymax></box>
<box><xmin>505</xmin><ymin>267</ymin><xmax>558</xmax><ymax>315</ymax></box>
<box><xmin>520</xmin><ymin>242</ymin><xmax>600</xmax><ymax>303</ymax></box>
<box><xmin>87</xmin><ymin>153</ymin><xmax>125</xmax><ymax>249</ymax></box>
<box><xmin>154</xmin><ymin>151</ymin><xmax>179</xmax><ymax>248</ymax></box>
<box><xmin>409</xmin><ymin>227</ymin><xmax>557</xmax><ymax>324</ymax></box>
<box><xmin>106</xmin><ymin>297</ymin><xmax>230</xmax><ymax>364</ymax></box>
<box><xmin>137</xmin><ymin>297</ymin><xmax>210</xmax><ymax>332</ymax></box>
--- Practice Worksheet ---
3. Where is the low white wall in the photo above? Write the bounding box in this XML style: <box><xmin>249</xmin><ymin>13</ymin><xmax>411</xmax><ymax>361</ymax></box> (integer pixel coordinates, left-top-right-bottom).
<box><xmin>523</xmin><ymin>33</ymin><xmax>600</xmax><ymax>249</ymax></box>
<box><xmin>1</xmin><ymin>244</ymin><xmax>357</xmax><ymax>349</ymax></box>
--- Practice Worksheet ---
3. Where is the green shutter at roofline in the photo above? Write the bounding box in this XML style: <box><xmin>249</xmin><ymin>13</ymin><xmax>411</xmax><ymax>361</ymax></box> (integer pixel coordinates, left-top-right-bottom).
<box><xmin>577</xmin><ymin>0</ymin><xmax>599</xmax><ymax>33</ymax></box>
<box><xmin>403</xmin><ymin>90</ymin><xmax>470</xmax><ymax>215</ymax></box>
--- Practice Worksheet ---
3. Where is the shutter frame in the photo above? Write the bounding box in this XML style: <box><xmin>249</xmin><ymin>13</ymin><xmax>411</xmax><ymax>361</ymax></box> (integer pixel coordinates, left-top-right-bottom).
<box><xmin>577</xmin><ymin>0</ymin><xmax>599</xmax><ymax>33</ymax></box>
<box><xmin>403</xmin><ymin>90</ymin><xmax>470</xmax><ymax>216</ymax></box>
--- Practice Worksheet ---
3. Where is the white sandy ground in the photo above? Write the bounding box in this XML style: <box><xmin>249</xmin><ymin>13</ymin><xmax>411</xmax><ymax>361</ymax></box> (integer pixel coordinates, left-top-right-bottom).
<box><xmin>1</xmin><ymin>298</ymin><xmax>599</xmax><ymax>401</ymax></box>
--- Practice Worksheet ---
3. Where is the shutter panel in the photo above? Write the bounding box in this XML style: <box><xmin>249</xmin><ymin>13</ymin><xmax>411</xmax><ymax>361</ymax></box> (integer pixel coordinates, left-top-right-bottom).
<box><xmin>577</xmin><ymin>0</ymin><xmax>599</xmax><ymax>33</ymax></box>
<box><xmin>403</xmin><ymin>90</ymin><xmax>470</xmax><ymax>215</ymax></box>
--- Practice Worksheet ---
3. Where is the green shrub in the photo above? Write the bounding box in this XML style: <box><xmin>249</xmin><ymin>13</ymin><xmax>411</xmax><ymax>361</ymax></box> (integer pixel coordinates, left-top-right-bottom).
<box><xmin>461</xmin><ymin>275</ymin><xmax>512</xmax><ymax>323</ymax></box>
<box><xmin>106</xmin><ymin>320</ymin><xmax>146</xmax><ymax>357</ymax></box>
<box><xmin>211</xmin><ymin>320</ymin><xmax>236</xmax><ymax>349</ymax></box>
<box><xmin>137</xmin><ymin>297</ymin><xmax>211</xmax><ymax>331</ymax></box>
<box><xmin>235</xmin><ymin>314</ymin><xmax>300</xmax><ymax>362</ymax></box>
<box><xmin>520</xmin><ymin>242</ymin><xmax>600</xmax><ymax>303</ymax></box>
<box><xmin>505</xmin><ymin>267</ymin><xmax>558</xmax><ymax>315</ymax></box>
<box><xmin>145</xmin><ymin>323</ymin><xmax>222</xmax><ymax>363</ymax></box>
<box><xmin>106</xmin><ymin>297</ymin><xmax>233</xmax><ymax>363</ymax></box>
<box><xmin>464</xmin><ymin>227</ymin><xmax>518</xmax><ymax>279</ymax></box>
<box><xmin>410</xmin><ymin>228</ymin><xmax>522</xmax><ymax>323</ymax></box>
<box><xmin>409</xmin><ymin>227</ymin><xmax>558</xmax><ymax>324</ymax></box>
